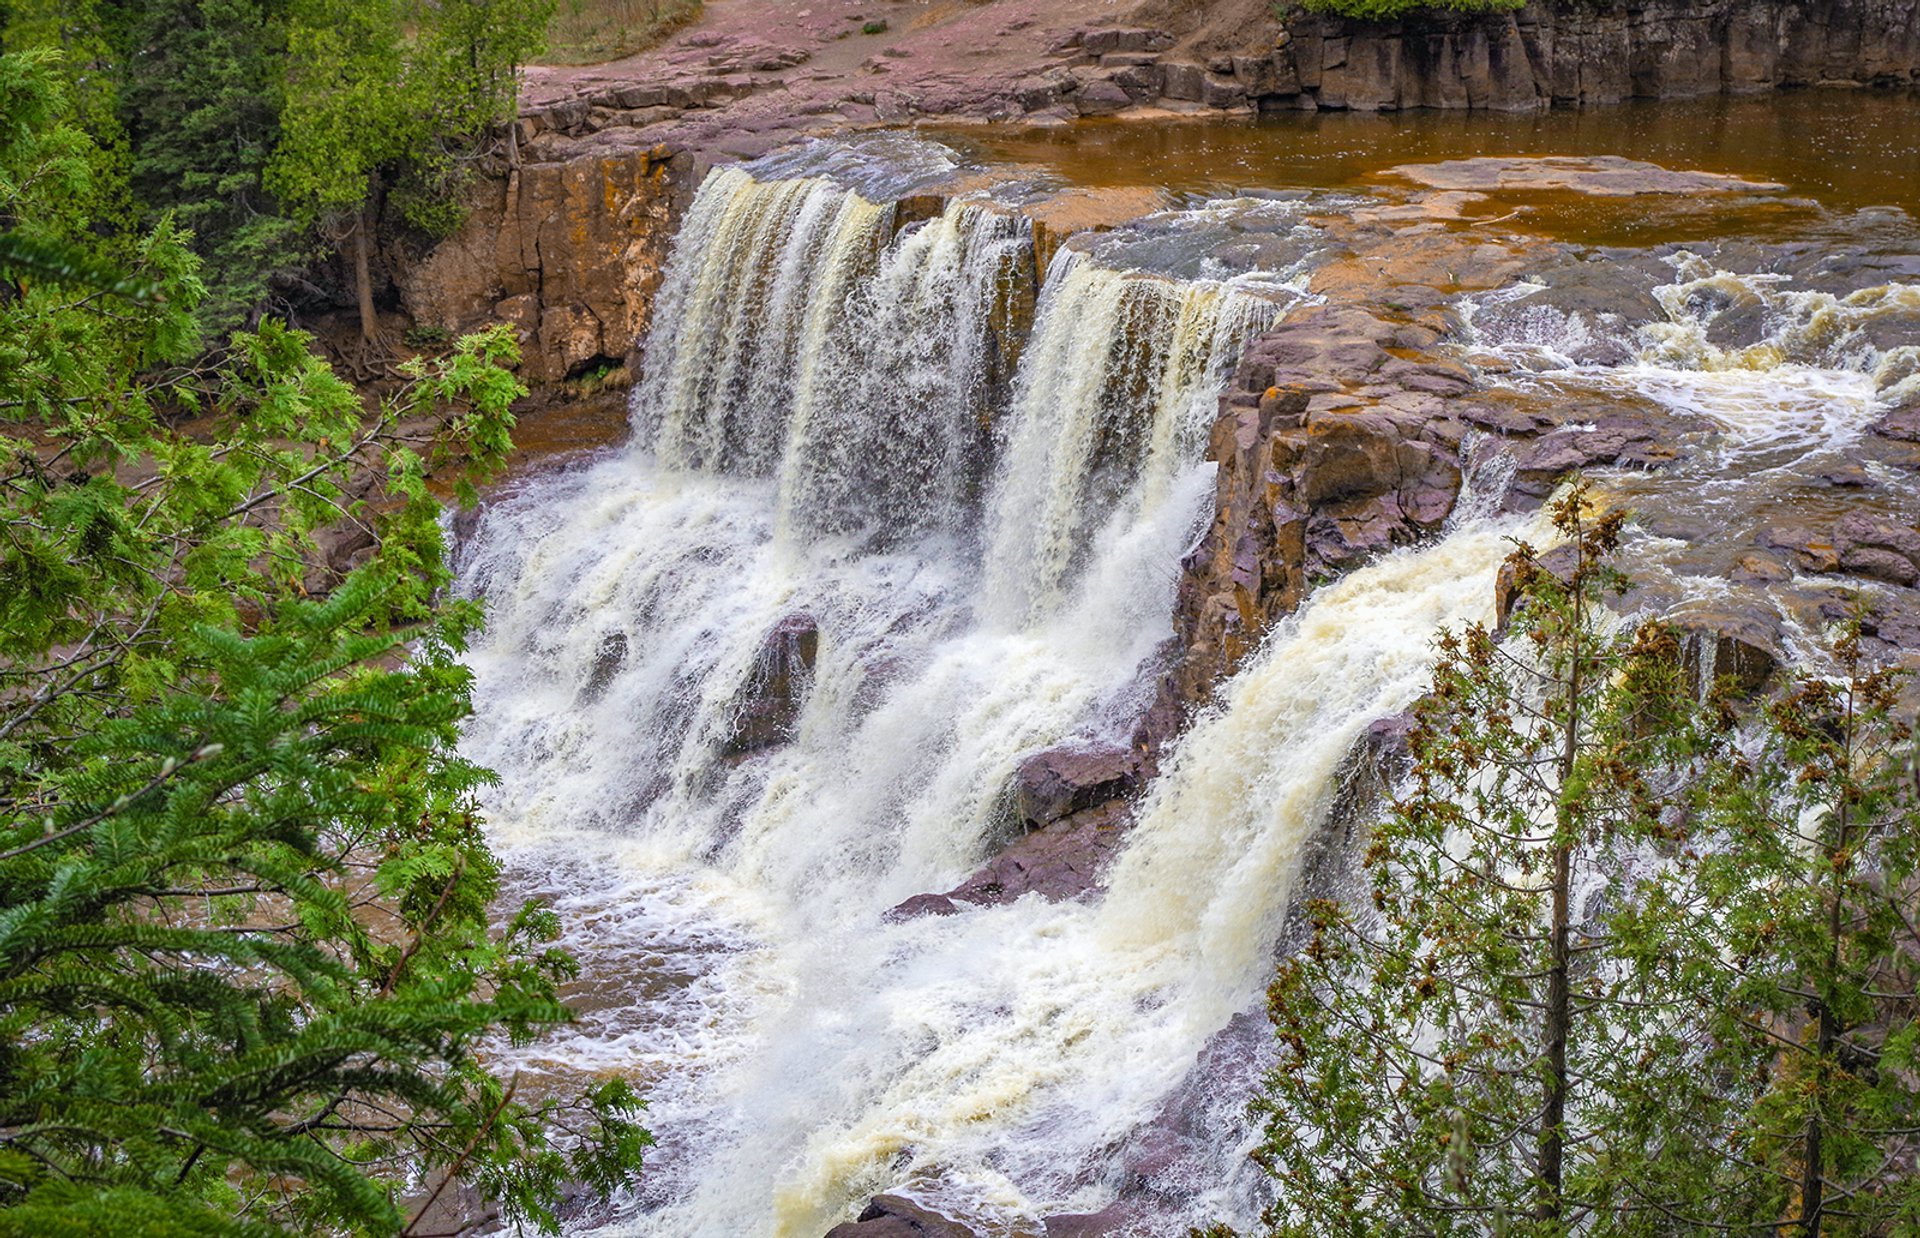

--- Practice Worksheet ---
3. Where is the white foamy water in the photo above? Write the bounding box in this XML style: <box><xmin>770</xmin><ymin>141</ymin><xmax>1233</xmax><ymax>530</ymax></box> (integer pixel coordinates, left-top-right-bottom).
<box><xmin>1458</xmin><ymin>255</ymin><xmax>1912</xmax><ymax>484</ymax></box>
<box><xmin>455</xmin><ymin>160</ymin><xmax>1353</xmax><ymax>1234</ymax></box>
<box><xmin>454</xmin><ymin>147</ymin><xmax>1920</xmax><ymax>1234</ymax></box>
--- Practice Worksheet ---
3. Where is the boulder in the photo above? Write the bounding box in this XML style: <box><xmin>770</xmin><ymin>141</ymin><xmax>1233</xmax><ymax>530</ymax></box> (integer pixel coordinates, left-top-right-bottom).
<box><xmin>1199</xmin><ymin>73</ymin><xmax>1248</xmax><ymax>108</ymax></box>
<box><xmin>1833</xmin><ymin>512</ymin><xmax>1920</xmax><ymax>586</ymax></box>
<box><xmin>721</xmin><ymin>613</ymin><xmax>819</xmax><ymax>756</ymax></box>
<box><xmin>1758</xmin><ymin>524</ymin><xmax>1841</xmax><ymax>573</ymax></box>
<box><xmin>1072</xmin><ymin>78</ymin><xmax>1133</xmax><ymax>115</ymax></box>
<box><xmin>886</xmin><ymin>799</ymin><xmax>1133</xmax><ymax>918</ymax></box>
<box><xmin>1675</xmin><ymin>606</ymin><xmax>1783</xmax><ymax>697</ymax></box>
<box><xmin>1013</xmin><ymin>743</ymin><xmax>1139</xmax><ymax>827</ymax></box>
<box><xmin>825</xmin><ymin>1195</ymin><xmax>977</xmax><ymax>1238</ymax></box>
<box><xmin>1159</xmin><ymin>61</ymin><xmax>1206</xmax><ymax>100</ymax></box>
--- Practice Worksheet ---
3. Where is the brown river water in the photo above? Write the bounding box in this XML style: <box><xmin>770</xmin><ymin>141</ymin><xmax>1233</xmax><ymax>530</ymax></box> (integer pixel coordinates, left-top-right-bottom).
<box><xmin>932</xmin><ymin>89</ymin><xmax>1920</xmax><ymax>244</ymax></box>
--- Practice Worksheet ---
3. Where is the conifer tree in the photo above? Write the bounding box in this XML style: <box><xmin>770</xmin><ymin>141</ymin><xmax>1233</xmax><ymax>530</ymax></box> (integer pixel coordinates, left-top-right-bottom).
<box><xmin>1634</xmin><ymin>625</ymin><xmax>1920</xmax><ymax>1235</ymax></box>
<box><xmin>1248</xmin><ymin>486</ymin><xmax>1735</xmax><ymax>1233</ymax></box>
<box><xmin>1246</xmin><ymin>484</ymin><xmax>1920</xmax><ymax>1235</ymax></box>
<box><xmin>1</xmin><ymin>48</ymin><xmax>647</xmax><ymax>1233</ymax></box>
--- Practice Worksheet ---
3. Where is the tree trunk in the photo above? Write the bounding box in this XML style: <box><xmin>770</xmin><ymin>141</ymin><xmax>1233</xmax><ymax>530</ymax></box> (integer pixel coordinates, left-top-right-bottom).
<box><xmin>352</xmin><ymin>206</ymin><xmax>377</xmax><ymax>344</ymax></box>
<box><xmin>1799</xmin><ymin>699</ymin><xmax>1854</xmax><ymax>1238</ymax></box>
<box><xmin>1540</xmin><ymin>838</ymin><xmax>1571</xmax><ymax>1220</ymax></box>
<box><xmin>1539</xmin><ymin>569</ymin><xmax>1584</xmax><ymax>1222</ymax></box>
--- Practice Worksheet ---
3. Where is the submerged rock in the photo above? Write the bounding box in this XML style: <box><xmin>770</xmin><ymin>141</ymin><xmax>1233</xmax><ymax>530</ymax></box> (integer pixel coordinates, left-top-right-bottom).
<box><xmin>722</xmin><ymin>612</ymin><xmax>820</xmax><ymax>755</ymax></box>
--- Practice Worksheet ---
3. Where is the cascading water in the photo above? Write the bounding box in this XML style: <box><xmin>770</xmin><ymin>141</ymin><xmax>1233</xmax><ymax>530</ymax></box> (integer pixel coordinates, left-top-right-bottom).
<box><xmin>1458</xmin><ymin>251</ymin><xmax>1920</xmax><ymax>667</ymax></box>
<box><xmin>982</xmin><ymin>251</ymin><xmax>1283</xmax><ymax>625</ymax></box>
<box><xmin>455</xmin><ymin>148</ymin><xmax>1359</xmax><ymax>1233</ymax></box>
<box><xmin>634</xmin><ymin>164</ymin><xmax>1031</xmax><ymax>539</ymax></box>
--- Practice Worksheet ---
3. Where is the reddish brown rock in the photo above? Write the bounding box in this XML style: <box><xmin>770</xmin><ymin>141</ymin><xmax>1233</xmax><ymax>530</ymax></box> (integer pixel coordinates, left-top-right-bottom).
<box><xmin>886</xmin><ymin>800</ymin><xmax>1133</xmax><ymax>920</ymax></box>
<box><xmin>1013</xmin><ymin>743</ymin><xmax>1140</xmax><ymax>827</ymax></box>
<box><xmin>1675</xmin><ymin>605</ymin><xmax>1784</xmax><ymax>696</ymax></box>
<box><xmin>1158</xmin><ymin>305</ymin><xmax>1471</xmax><ymax>717</ymax></box>
<box><xmin>1834</xmin><ymin>512</ymin><xmax>1920</xmax><ymax>586</ymax></box>
<box><xmin>825</xmin><ymin>1195</ymin><xmax>977</xmax><ymax>1238</ymax></box>
<box><xmin>722</xmin><ymin>613</ymin><xmax>820</xmax><ymax>756</ymax></box>
<box><xmin>394</xmin><ymin>145</ymin><xmax>684</xmax><ymax>385</ymax></box>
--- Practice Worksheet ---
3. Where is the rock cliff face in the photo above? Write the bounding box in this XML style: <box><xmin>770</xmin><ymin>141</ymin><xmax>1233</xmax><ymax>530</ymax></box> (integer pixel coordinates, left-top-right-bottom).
<box><xmin>1175</xmin><ymin>0</ymin><xmax>1920</xmax><ymax>114</ymax></box>
<box><xmin>394</xmin><ymin>145</ymin><xmax>684</xmax><ymax>385</ymax></box>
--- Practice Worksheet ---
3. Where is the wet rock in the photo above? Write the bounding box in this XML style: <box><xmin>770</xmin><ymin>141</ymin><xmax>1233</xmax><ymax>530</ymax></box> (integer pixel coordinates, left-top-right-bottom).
<box><xmin>1507</xmin><ymin>414</ymin><xmax>1674</xmax><ymax>498</ymax></box>
<box><xmin>578</xmin><ymin>631</ymin><xmax>629</xmax><ymax>706</ymax></box>
<box><xmin>1759</xmin><ymin>524</ymin><xmax>1842</xmax><ymax>573</ymax></box>
<box><xmin>825</xmin><ymin>1194</ymin><xmax>977</xmax><ymax>1238</ymax></box>
<box><xmin>886</xmin><ymin>800</ymin><xmax>1133</xmax><ymax>919</ymax></box>
<box><xmin>1159</xmin><ymin>305</ymin><xmax>1477</xmax><ymax>719</ymax></box>
<box><xmin>1044</xmin><ymin>1204</ymin><xmax>1144</xmax><ymax>1236</ymax></box>
<box><xmin>1199</xmin><ymin>73</ymin><xmax>1248</xmax><ymax>109</ymax></box>
<box><xmin>1731</xmin><ymin>550</ymin><xmax>1794</xmax><ymax>585</ymax></box>
<box><xmin>1014</xmin><ymin>743</ymin><xmax>1140</xmax><ymax>828</ymax></box>
<box><xmin>1385</xmin><ymin>155</ymin><xmax>1785</xmax><ymax>197</ymax></box>
<box><xmin>1853</xmin><ymin>590</ymin><xmax>1920</xmax><ymax>659</ymax></box>
<box><xmin>1676</xmin><ymin>605</ymin><xmax>1783</xmax><ymax>697</ymax></box>
<box><xmin>1493</xmin><ymin>542</ymin><xmax>1579</xmax><ymax>629</ymax></box>
<box><xmin>1834</xmin><ymin>512</ymin><xmax>1920</xmax><ymax>586</ymax></box>
<box><xmin>722</xmin><ymin>613</ymin><xmax>819</xmax><ymax>756</ymax></box>
<box><xmin>1872</xmin><ymin>405</ymin><xmax>1920</xmax><ymax>443</ymax></box>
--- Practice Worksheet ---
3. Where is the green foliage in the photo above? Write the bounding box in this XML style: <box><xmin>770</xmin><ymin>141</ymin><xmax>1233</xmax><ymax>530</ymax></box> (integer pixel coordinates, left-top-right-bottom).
<box><xmin>1639</xmin><ymin>627</ymin><xmax>1920</xmax><ymax>1234</ymax></box>
<box><xmin>0</xmin><ymin>47</ymin><xmax>646</xmax><ymax>1233</ymax></box>
<box><xmin>1283</xmin><ymin>0</ymin><xmax>1522</xmax><ymax>21</ymax></box>
<box><xmin>1247</xmin><ymin>484</ymin><xmax>1920</xmax><ymax>1235</ymax></box>
<box><xmin>8</xmin><ymin>0</ymin><xmax>550</xmax><ymax>336</ymax></box>
<box><xmin>271</xmin><ymin>0</ymin><xmax>552</xmax><ymax>238</ymax></box>
<box><xmin>108</xmin><ymin>0</ymin><xmax>310</xmax><ymax>331</ymax></box>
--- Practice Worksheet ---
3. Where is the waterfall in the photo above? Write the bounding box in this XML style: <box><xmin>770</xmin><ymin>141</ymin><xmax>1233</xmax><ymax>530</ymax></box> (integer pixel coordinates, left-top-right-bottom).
<box><xmin>454</xmin><ymin>157</ymin><xmax>1342</xmax><ymax>1235</ymax></box>
<box><xmin>633</xmin><ymin>165</ymin><xmax>1032</xmax><ymax>541</ymax></box>
<box><xmin>982</xmin><ymin>252</ymin><xmax>1283</xmax><ymax>625</ymax></box>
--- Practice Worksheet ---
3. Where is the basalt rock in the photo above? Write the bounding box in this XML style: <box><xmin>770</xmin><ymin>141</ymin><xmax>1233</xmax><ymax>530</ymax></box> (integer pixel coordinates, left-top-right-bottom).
<box><xmin>887</xmin><ymin>799</ymin><xmax>1134</xmax><ymax>919</ymax></box>
<box><xmin>394</xmin><ymin>144</ymin><xmax>685</xmax><ymax>385</ymax></box>
<box><xmin>1676</xmin><ymin>605</ymin><xmax>1785</xmax><ymax>696</ymax></box>
<box><xmin>722</xmin><ymin>612</ymin><xmax>820</xmax><ymax>756</ymax></box>
<box><xmin>1760</xmin><ymin>515</ymin><xmax>1920</xmax><ymax>586</ymax></box>
<box><xmin>1158</xmin><ymin>305</ymin><xmax>1470</xmax><ymax>716</ymax></box>
<box><xmin>1013</xmin><ymin>743</ymin><xmax>1140</xmax><ymax>828</ymax></box>
<box><xmin>1167</xmin><ymin>0</ymin><xmax>1920</xmax><ymax>114</ymax></box>
<box><xmin>825</xmin><ymin>1194</ymin><xmax>978</xmax><ymax>1238</ymax></box>
<box><xmin>1834</xmin><ymin>512</ymin><xmax>1920</xmax><ymax>586</ymax></box>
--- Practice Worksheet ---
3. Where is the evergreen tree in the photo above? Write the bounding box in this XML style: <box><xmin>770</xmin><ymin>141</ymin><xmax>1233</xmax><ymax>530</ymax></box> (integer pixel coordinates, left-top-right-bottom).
<box><xmin>1247</xmin><ymin>486</ymin><xmax>1742</xmax><ymax>1233</ymax></box>
<box><xmin>1637</xmin><ymin>626</ymin><xmax>1920</xmax><ymax>1234</ymax></box>
<box><xmin>269</xmin><ymin>0</ymin><xmax>552</xmax><ymax>343</ymax></box>
<box><xmin>0</xmin><ymin>49</ymin><xmax>646</xmax><ymax>1233</ymax></box>
<box><xmin>109</xmin><ymin>0</ymin><xmax>307</xmax><ymax>332</ymax></box>
<box><xmin>1246</xmin><ymin>484</ymin><xmax>1920</xmax><ymax>1235</ymax></box>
